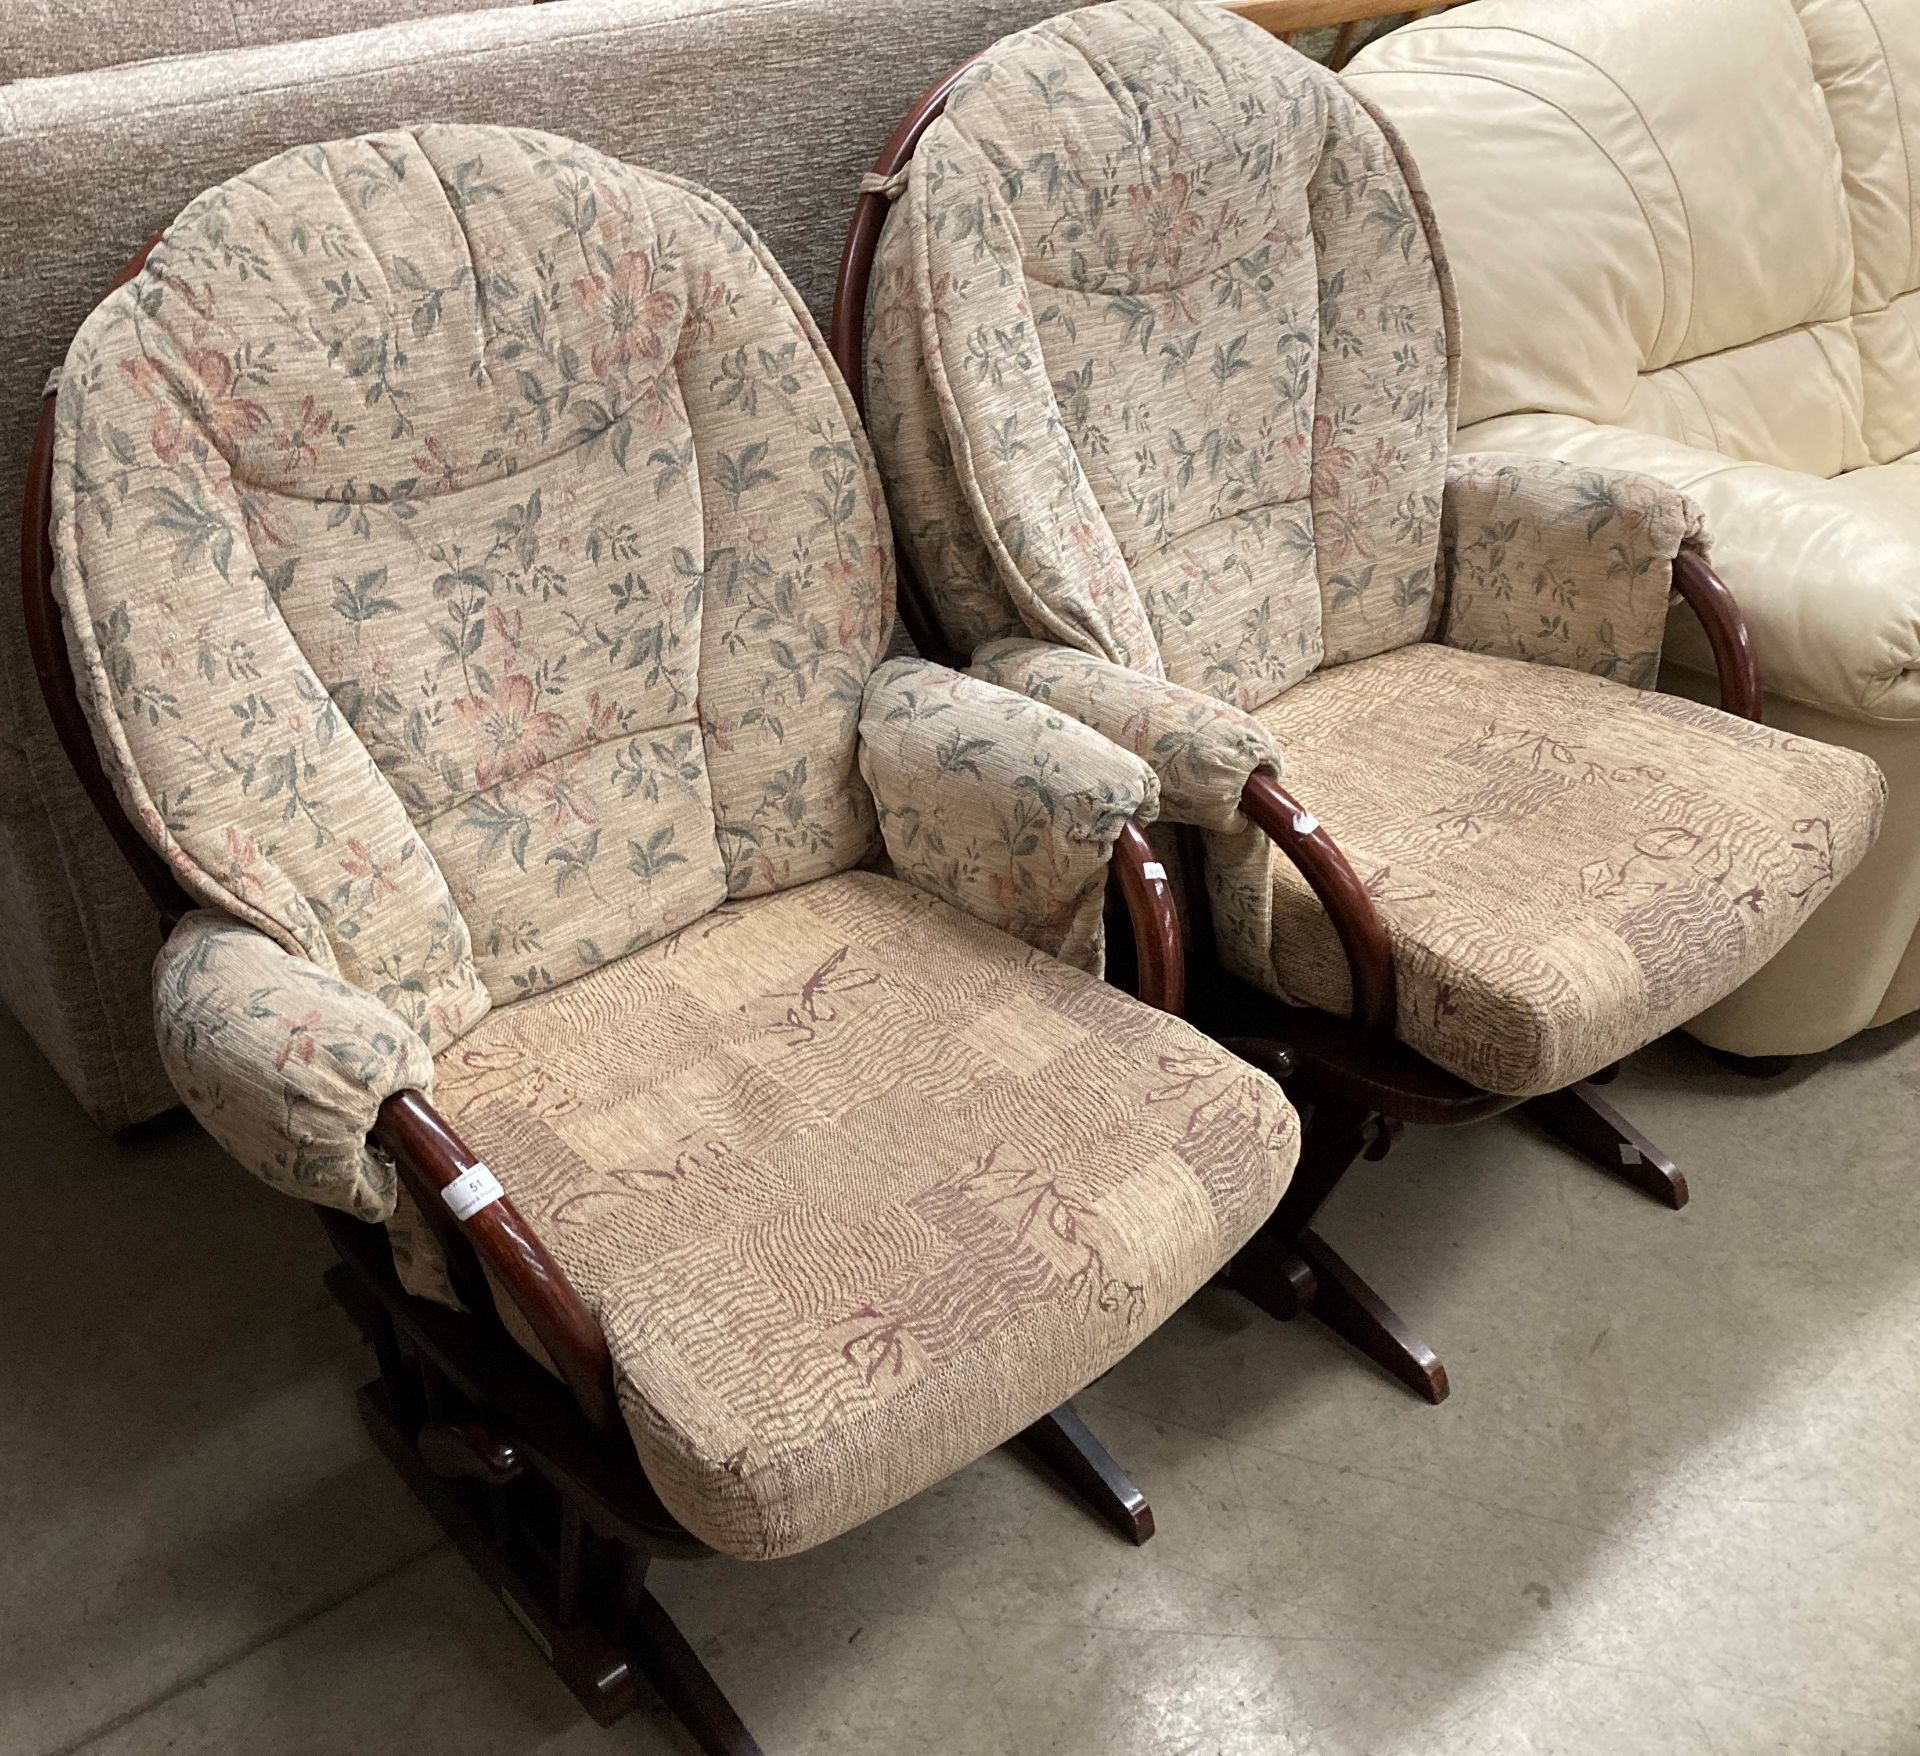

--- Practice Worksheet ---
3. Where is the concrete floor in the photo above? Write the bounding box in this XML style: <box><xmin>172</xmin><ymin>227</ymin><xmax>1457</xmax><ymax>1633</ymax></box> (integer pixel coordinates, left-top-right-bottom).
<box><xmin>4</xmin><ymin>1002</ymin><xmax>1916</xmax><ymax>1756</ymax></box>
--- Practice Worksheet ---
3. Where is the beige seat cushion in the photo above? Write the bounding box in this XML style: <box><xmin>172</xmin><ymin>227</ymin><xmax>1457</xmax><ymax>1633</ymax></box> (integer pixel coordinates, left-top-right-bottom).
<box><xmin>1254</xmin><ymin>643</ymin><xmax>1886</xmax><ymax>1096</ymax></box>
<box><xmin>431</xmin><ymin>869</ymin><xmax>1298</xmax><ymax>1561</ymax></box>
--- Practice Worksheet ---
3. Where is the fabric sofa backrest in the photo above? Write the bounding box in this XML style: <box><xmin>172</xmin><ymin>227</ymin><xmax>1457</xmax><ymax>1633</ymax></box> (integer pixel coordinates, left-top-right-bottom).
<box><xmin>864</xmin><ymin>0</ymin><xmax>1456</xmax><ymax>711</ymax></box>
<box><xmin>0</xmin><ymin>0</ymin><xmax>532</xmax><ymax>83</ymax></box>
<box><xmin>1345</xmin><ymin>0</ymin><xmax>1920</xmax><ymax>477</ymax></box>
<box><xmin>50</xmin><ymin>125</ymin><xmax>893</xmax><ymax>1043</ymax></box>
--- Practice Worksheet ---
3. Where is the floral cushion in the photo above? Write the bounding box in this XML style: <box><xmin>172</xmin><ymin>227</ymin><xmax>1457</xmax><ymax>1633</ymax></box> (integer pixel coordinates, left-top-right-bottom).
<box><xmin>862</xmin><ymin>0</ymin><xmax>1456</xmax><ymax>702</ymax></box>
<box><xmin>1440</xmin><ymin>454</ymin><xmax>1709</xmax><ymax>690</ymax></box>
<box><xmin>1245</xmin><ymin>643</ymin><xmax>1886</xmax><ymax>1095</ymax></box>
<box><xmin>430</xmin><ymin>869</ymin><xmax>1299</xmax><ymax>1559</ymax></box>
<box><xmin>51</xmin><ymin>125</ymin><xmax>893</xmax><ymax>1043</ymax></box>
<box><xmin>858</xmin><ymin>657</ymin><xmax>1159</xmax><ymax>974</ymax></box>
<box><xmin>151</xmin><ymin>911</ymin><xmax>431</xmax><ymax>1219</ymax></box>
<box><xmin>968</xmin><ymin>639</ymin><xmax>1280</xmax><ymax>832</ymax></box>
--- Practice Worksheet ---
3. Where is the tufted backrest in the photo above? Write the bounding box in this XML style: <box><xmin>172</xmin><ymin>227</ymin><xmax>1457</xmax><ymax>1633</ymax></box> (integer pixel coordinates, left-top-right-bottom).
<box><xmin>1346</xmin><ymin>0</ymin><xmax>1920</xmax><ymax>479</ymax></box>
<box><xmin>51</xmin><ymin>125</ymin><xmax>894</xmax><ymax>1044</ymax></box>
<box><xmin>863</xmin><ymin>0</ymin><xmax>1457</xmax><ymax>709</ymax></box>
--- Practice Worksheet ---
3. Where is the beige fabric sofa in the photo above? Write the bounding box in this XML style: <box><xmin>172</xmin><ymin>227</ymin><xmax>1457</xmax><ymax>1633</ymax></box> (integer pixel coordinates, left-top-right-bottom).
<box><xmin>1346</xmin><ymin>0</ymin><xmax>1920</xmax><ymax>1057</ymax></box>
<box><xmin>0</xmin><ymin>0</ymin><xmax>1073</xmax><ymax>1128</ymax></box>
<box><xmin>0</xmin><ymin>0</ymin><xmax>534</xmax><ymax>81</ymax></box>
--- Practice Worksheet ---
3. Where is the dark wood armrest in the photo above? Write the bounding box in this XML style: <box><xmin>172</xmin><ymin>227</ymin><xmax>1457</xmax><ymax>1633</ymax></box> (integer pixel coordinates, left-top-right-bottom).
<box><xmin>373</xmin><ymin>1090</ymin><xmax>619</xmax><ymax>1438</ymax></box>
<box><xmin>1108</xmin><ymin>818</ymin><xmax>1185</xmax><ymax>1015</ymax></box>
<box><xmin>1239</xmin><ymin>772</ymin><xmax>1398</xmax><ymax>1041</ymax></box>
<box><xmin>1671</xmin><ymin>548</ymin><xmax>1763</xmax><ymax>722</ymax></box>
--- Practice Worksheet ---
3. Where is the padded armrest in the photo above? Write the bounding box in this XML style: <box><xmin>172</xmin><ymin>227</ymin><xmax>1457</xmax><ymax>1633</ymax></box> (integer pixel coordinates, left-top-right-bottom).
<box><xmin>857</xmin><ymin>657</ymin><xmax>1159</xmax><ymax>973</ymax></box>
<box><xmin>1438</xmin><ymin>453</ymin><xmax>1708</xmax><ymax>689</ymax></box>
<box><xmin>970</xmin><ymin>639</ymin><xmax>1282</xmax><ymax>831</ymax></box>
<box><xmin>153</xmin><ymin>910</ymin><xmax>432</xmax><ymax>1220</ymax></box>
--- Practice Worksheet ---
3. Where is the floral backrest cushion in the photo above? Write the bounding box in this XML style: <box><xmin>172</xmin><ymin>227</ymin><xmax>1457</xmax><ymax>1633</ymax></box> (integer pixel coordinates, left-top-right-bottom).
<box><xmin>864</xmin><ymin>0</ymin><xmax>1457</xmax><ymax>708</ymax></box>
<box><xmin>52</xmin><ymin>125</ymin><xmax>894</xmax><ymax>1041</ymax></box>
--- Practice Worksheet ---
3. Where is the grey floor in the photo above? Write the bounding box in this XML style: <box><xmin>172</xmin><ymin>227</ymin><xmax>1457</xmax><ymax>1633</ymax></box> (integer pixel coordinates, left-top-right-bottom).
<box><xmin>4</xmin><ymin>1002</ymin><xmax>1917</xmax><ymax>1756</ymax></box>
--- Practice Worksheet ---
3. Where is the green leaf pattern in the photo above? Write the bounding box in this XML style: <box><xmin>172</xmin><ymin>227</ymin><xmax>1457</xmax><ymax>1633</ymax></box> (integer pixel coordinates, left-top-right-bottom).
<box><xmin>1438</xmin><ymin>453</ymin><xmax>1708</xmax><ymax>690</ymax></box>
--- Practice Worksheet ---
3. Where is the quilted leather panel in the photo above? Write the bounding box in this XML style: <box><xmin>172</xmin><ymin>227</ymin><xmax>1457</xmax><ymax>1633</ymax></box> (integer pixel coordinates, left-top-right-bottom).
<box><xmin>1348</xmin><ymin>0</ymin><xmax>1920</xmax><ymax>474</ymax></box>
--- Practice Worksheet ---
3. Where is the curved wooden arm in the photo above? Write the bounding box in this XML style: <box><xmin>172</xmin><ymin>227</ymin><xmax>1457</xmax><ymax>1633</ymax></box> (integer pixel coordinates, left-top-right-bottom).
<box><xmin>1108</xmin><ymin>819</ymin><xmax>1185</xmax><ymax>1015</ymax></box>
<box><xmin>374</xmin><ymin>1090</ymin><xmax>620</xmax><ymax>1439</ymax></box>
<box><xmin>1239</xmin><ymin>772</ymin><xmax>1397</xmax><ymax>1041</ymax></box>
<box><xmin>1672</xmin><ymin>547</ymin><xmax>1763</xmax><ymax>723</ymax></box>
<box><xmin>830</xmin><ymin>56</ymin><xmax>977</xmax><ymax>668</ymax></box>
<box><xmin>21</xmin><ymin>229</ymin><xmax>189</xmax><ymax>925</ymax></box>
<box><xmin>829</xmin><ymin>53</ymin><xmax>974</xmax><ymax>415</ymax></box>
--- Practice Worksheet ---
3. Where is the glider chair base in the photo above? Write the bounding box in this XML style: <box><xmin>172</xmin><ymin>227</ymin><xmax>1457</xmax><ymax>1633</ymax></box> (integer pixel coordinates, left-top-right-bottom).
<box><xmin>1197</xmin><ymin>969</ymin><xmax>1688</xmax><ymax>1405</ymax></box>
<box><xmin>321</xmin><ymin>1210</ymin><xmax>750</xmax><ymax>1746</ymax></box>
<box><xmin>1520</xmin><ymin>1080</ymin><xmax>1689</xmax><ymax>1210</ymax></box>
<box><xmin>319</xmin><ymin>1208</ymin><xmax>1154</xmax><ymax>1752</ymax></box>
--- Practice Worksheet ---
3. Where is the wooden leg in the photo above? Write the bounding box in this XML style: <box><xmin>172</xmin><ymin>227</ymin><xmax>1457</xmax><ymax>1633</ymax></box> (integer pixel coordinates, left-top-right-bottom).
<box><xmin>627</xmin><ymin>1580</ymin><xmax>765</xmax><ymax>1756</ymax></box>
<box><xmin>1017</xmin><ymin>1401</ymin><xmax>1155</xmax><ymax>1546</ymax></box>
<box><xmin>1522</xmin><ymin>1081</ymin><xmax>1689</xmax><ymax>1210</ymax></box>
<box><xmin>1296</xmin><ymin>1231</ymin><xmax>1449</xmax><ymax>1404</ymax></box>
<box><xmin>356</xmin><ymin>1376</ymin><xmax>762</xmax><ymax>1750</ymax></box>
<box><xmin>1230</xmin><ymin>1101</ymin><xmax>1450</xmax><ymax>1403</ymax></box>
<box><xmin>1227</xmin><ymin>1224</ymin><xmax>1318</xmax><ymax>1320</ymax></box>
<box><xmin>355</xmin><ymin>1380</ymin><xmax>641</xmax><ymax>1727</ymax></box>
<box><xmin>1270</xmin><ymin>1100</ymin><xmax>1374</xmax><ymax>1236</ymax></box>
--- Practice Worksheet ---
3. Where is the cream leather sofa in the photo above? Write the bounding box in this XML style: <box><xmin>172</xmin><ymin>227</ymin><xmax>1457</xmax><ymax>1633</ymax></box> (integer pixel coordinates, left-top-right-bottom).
<box><xmin>1346</xmin><ymin>0</ymin><xmax>1920</xmax><ymax>1058</ymax></box>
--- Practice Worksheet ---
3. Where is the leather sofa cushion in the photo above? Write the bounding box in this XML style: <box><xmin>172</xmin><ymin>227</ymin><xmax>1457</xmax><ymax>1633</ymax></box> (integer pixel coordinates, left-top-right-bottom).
<box><xmin>1347</xmin><ymin>0</ymin><xmax>1920</xmax><ymax>477</ymax></box>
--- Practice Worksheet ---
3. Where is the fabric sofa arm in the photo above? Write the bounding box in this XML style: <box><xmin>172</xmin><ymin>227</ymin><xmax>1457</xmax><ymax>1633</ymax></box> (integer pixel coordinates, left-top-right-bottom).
<box><xmin>858</xmin><ymin>657</ymin><xmax>1159</xmax><ymax>973</ymax></box>
<box><xmin>1438</xmin><ymin>453</ymin><xmax>1708</xmax><ymax>689</ymax></box>
<box><xmin>969</xmin><ymin>639</ymin><xmax>1282</xmax><ymax>832</ymax></box>
<box><xmin>153</xmin><ymin>910</ymin><xmax>432</xmax><ymax>1221</ymax></box>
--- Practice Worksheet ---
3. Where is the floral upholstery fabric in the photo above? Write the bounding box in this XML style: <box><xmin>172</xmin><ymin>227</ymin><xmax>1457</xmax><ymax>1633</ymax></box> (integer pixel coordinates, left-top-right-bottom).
<box><xmin>965</xmin><ymin>638</ymin><xmax>1284</xmax><ymax>967</ymax></box>
<box><xmin>858</xmin><ymin>658</ymin><xmax>1158</xmax><ymax>974</ymax></box>
<box><xmin>51</xmin><ymin>125</ymin><xmax>893</xmax><ymax>1043</ymax></box>
<box><xmin>1440</xmin><ymin>454</ymin><xmax>1709</xmax><ymax>690</ymax></box>
<box><xmin>857</xmin><ymin>1</ymin><xmax>1882</xmax><ymax>1091</ymax></box>
<box><xmin>152</xmin><ymin>911</ymin><xmax>431</xmax><ymax>1218</ymax></box>
<box><xmin>430</xmin><ymin>869</ymin><xmax>1298</xmax><ymax>1559</ymax></box>
<box><xmin>862</xmin><ymin>0</ymin><xmax>1456</xmax><ymax>702</ymax></box>
<box><xmin>55</xmin><ymin>127</ymin><xmax>1290</xmax><ymax>1562</ymax></box>
<box><xmin>969</xmin><ymin>640</ymin><xmax>1279</xmax><ymax>832</ymax></box>
<box><xmin>1250</xmin><ymin>643</ymin><xmax>1885</xmax><ymax>1095</ymax></box>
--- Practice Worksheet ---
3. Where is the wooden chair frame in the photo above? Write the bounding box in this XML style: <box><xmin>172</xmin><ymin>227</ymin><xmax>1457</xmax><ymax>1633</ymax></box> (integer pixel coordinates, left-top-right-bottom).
<box><xmin>1231</xmin><ymin>0</ymin><xmax>1473</xmax><ymax>72</ymax></box>
<box><xmin>22</xmin><ymin>233</ymin><xmax>1197</xmax><ymax>1755</ymax></box>
<box><xmin>828</xmin><ymin>48</ymin><xmax>1765</xmax><ymax>1406</ymax></box>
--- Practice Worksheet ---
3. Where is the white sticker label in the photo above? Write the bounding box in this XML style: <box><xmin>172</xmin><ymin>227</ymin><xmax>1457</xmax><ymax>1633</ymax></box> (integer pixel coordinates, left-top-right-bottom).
<box><xmin>442</xmin><ymin>1162</ymin><xmax>504</xmax><ymax>1222</ymax></box>
<box><xmin>1141</xmin><ymin>861</ymin><xmax>1168</xmax><ymax>882</ymax></box>
<box><xmin>1291</xmin><ymin>810</ymin><xmax>1319</xmax><ymax>836</ymax></box>
<box><xmin>1618</xmin><ymin>1145</ymin><xmax>1644</xmax><ymax>1167</ymax></box>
